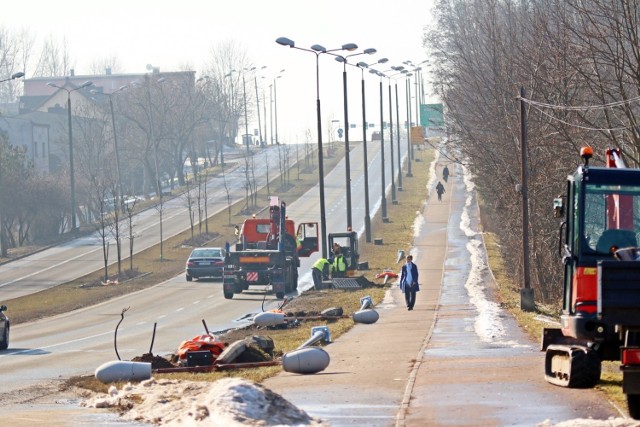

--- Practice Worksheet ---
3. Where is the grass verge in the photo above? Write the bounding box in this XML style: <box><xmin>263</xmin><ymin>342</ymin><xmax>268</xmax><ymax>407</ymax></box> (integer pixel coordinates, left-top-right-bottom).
<box><xmin>66</xmin><ymin>143</ymin><xmax>435</xmax><ymax>393</ymax></box>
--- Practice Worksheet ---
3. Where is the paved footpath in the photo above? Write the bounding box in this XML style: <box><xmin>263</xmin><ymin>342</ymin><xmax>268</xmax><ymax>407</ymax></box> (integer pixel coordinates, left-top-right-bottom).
<box><xmin>264</xmin><ymin>154</ymin><xmax>622</xmax><ymax>426</ymax></box>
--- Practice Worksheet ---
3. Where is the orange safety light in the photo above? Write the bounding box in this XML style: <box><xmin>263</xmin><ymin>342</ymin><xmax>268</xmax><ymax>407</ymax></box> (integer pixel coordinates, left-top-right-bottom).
<box><xmin>580</xmin><ymin>146</ymin><xmax>593</xmax><ymax>161</ymax></box>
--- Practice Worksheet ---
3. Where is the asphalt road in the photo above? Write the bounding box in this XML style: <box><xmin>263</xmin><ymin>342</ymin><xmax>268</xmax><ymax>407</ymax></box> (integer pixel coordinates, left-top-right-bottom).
<box><xmin>0</xmin><ymin>137</ymin><xmax>401</xmax><ymax>398</ymax></box>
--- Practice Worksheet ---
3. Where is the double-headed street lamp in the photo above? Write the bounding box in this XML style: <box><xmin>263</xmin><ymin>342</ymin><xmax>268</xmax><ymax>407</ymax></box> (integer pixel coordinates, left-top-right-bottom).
<box><xmin>47</xmin><ymin>80</ymin><xmax>93</xmax><ymax>233</ymax></box>
<box><xmin>370</xmin><ymin>69</ymin><xmax>388</xmax><ymax>222</ymax></box>
<box><xmin>404</xmin><ymin>72</ymin><xmax>414</xmax><ymax>176</ymax></box>
<box><xmin>242</xmin><ymin>67</ymin><xmax>256</xmax><ymax>151</ymax></box>
<box><xmin>91</xmin><ymin>85</ymin><xmax>128</xmax><ymax>212</ymax></box>
<box><xmin>276</xmin><ymin>37</ymin><xmax>357</xmax><ymax>258</ymax></box>
<box><xmin>333</xmin><ymin>48</ymin><xmax>376</xmax><ymax>231</ymax></box>
<box><xmin>355</xmin><ymin>58</ymin><xmax>387</xmax><ymax>242</ymax></box>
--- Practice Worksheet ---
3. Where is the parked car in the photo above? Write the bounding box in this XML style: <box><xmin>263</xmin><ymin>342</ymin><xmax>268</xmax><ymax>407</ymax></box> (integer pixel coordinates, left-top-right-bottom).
<box><xmin>0</xmin><ymin>305</ymin><xmax>9</xmax><ymax>350</ymax></box>
<box><xmin>185</xmin><ymin>247</ymin><xmax>225</xmax><ymax>281</ymax></box>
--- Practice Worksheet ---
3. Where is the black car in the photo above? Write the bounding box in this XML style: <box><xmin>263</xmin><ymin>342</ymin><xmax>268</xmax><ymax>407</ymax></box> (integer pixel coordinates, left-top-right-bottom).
<box><xmin>185</xmin><ymin>247</ymin><xmax>225</xmax><ymax>281</ymax></box>
<box><xmin>0</xmin><ymin>305</ymin><xmax>9</xmax><ymax>350</ymax></box>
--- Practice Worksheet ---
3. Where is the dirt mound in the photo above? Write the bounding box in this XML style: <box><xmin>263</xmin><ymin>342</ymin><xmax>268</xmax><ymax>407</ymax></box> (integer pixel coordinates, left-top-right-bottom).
<box><xmin>131</xmin><ymin>353</ymin><xmax>176</xmax><ymax>369</ymax></box>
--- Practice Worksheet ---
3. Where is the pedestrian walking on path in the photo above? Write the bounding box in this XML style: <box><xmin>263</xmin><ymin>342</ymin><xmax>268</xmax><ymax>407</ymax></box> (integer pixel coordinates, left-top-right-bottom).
<box><xmin>436</xmin><ymin>181</ymin><xmax>445</xmax><ymax>201</ymax></box>
<box><xmin>443</xmin><ymin>165</ymin><xmax>449</xmax><ymax>182</ymax></box>
<box><xmin>400</xmin><ymin>254</ymin><xmax>419</xmax><ymax>310</ymax></box>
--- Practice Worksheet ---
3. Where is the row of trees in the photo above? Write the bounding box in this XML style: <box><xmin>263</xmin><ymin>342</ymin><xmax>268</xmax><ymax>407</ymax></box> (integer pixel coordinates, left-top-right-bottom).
<box><xmin>0</xmin><ymin>38</ymin><xmax>307</xmax><ymax>260</ymax></box>
<box><xmin>427</xmin><ymin>0</ymin><xmax>640</xmax><ymax>305</ymax></box>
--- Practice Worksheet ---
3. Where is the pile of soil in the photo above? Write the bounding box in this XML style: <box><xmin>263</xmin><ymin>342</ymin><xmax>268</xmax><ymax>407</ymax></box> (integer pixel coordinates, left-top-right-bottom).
<box><xmin>131</xmin><ymin>353</ymin><xmax>176</xmax><ymax>369</ymax></box>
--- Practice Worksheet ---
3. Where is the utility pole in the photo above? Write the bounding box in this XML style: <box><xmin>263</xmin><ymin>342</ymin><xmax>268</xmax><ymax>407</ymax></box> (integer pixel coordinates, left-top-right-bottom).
<box><xmin>520</xmin><ymin>86</ymin><xmax>534</xmax><ymax>311</ymax></box>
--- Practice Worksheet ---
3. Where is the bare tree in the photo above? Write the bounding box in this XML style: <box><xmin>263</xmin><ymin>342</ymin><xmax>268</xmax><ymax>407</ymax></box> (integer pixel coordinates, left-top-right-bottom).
<box><xmin>32</xmin><ymin>34</ymin><xmax>71</xmax><ymax>77</ymax></box>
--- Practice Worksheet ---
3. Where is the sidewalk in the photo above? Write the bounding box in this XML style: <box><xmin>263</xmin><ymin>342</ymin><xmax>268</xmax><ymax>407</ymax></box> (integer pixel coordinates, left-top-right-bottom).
<box><xmin>262</xmin><ymin>157</ymin><xmax>449</xmax><ymax>426</ymax></box>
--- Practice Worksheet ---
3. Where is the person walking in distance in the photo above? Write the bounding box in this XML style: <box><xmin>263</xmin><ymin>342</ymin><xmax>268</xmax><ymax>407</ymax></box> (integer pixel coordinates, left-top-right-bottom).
<box><xmin>400</xmin><ymin>254</ymin><xmax>419</xmax><ymax>310</ymax></box>
<box><xmin>443</xmin><ymin>165</ymin><xmax>450</xmax><ymax>182</ymax></box>
<box><xmin>436</xmin><ymin>181</ymin><xmax>445</xmax><ymax>201</ymax></box>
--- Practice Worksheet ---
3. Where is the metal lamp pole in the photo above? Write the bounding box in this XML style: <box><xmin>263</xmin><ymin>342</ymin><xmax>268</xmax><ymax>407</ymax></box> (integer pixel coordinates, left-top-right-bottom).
<box><xmin>334</xmin><ymin>48</ymin><xmax>376</xmax><ymax>231</ymax></box>
<box><xmin>91</xmin><ymin>85</ymin><xmax>128</xmax><ymax>211</ymax></box>
<box><xmin>385</xmin><ymin>74</ymin><xmax>397</xmax><ymax>204</ymax></box>
<box><xmin>371</xmin><ymin>69</ymin><xmax>388</xmax><ymax>221</ymax></box>
<box><xmin>274</xmin><ymin>70</ymin><xmax>284</xmax><ymax>144</ymax></box>
<box><xmin>47</xmin><ymin>80</ymin><xmax>93</xmax><ymax>233</ymax></box>
<box><xmin>405</xmin><ymin>73</ymin><xmax>413</xmax><ymax>176</ymax></box>
<box><xmin>356</xmin><ymin>58</ymin><xmax>387</xmax><ymax>242</ymax></box>
<box><xmin>276</xmin><ymin>37</ymin><xmax>358</xmax><ymax>258</ymax></box>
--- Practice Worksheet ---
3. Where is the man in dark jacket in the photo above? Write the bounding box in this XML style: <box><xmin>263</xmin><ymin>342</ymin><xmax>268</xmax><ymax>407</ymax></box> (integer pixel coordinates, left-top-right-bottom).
<box><xmin>436</xmin><ymin>181</ymin><xmax>445</xmax><ymax>201</ymax></box>
<box><xmin>400</xmin><ymin>255</ymin><xmax>419</xmax><ymax>310</ymax></box>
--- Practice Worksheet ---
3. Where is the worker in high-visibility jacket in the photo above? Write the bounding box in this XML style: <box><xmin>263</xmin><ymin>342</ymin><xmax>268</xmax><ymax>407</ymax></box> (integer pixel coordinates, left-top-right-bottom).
<box><xmin>312</xmin><ymin>258</ymin><xmax>331</xmax><ymax>290</ymax></box>
<box><xmin>332</xmin><ymin>244</ymin><xmax>347</xmax><ymax>278</ymax></box>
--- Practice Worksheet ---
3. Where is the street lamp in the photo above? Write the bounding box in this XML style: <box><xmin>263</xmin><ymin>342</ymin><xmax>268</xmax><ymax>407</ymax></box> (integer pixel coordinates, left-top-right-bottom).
<box><xmin>334</xmin><ymin>47</ymin><xmax>376</xmax><ymax>231</ymax></box>
<box><xmin>276</xmin><ymin>36</ymin><xmax>357</xmax><ymax>258</ymax></box>
<box><xmin>91</xmin><ymin>85</ymin><xmax>128</xmax><ymax>212</ymax></box>
<box><xmin>47</xmin><ymin>80</ymin><xmax>93</xmax><ymax>233</ymax></box>
<box><xmin>254</xmin><ymin>66</ymin><xmax>267</xmax><ymax>146</ymax></box>
<box><xmin>356</xmin><ymin>58</ymin><xmax>387</xmax><ymax>242</ymax></box>
<box><xmin>0</xmin><ymin>71</ymin><xmax>24</xmax><ymax>83</ymax></box>
<box><xmin>404</xmin><ymin>72</ymin><xmax>414</xmax><ymax>176</ymax></box>
<box><xmin>242</xmin><ymin>67</ymin><xmax>256</xmax><ymax>151</ymax></box>
<box><xmin>370</xmin><ymin>69</ymin><xmax>388</xmax><ymax>222</ymax></box>
<box><xmin>388</xmin><ymin>66</ymin><xmax>407</xmax><ymax>192</ymax></box>
<box><xmin>274</xmin><ymin>70</ymin><xmax>285</xmax><ymax>144</ymax></box>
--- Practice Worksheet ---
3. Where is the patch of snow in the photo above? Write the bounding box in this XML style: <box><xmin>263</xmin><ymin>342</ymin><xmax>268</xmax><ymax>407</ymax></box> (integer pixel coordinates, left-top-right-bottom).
<box><xmin>83</xmin><ymin>377</ymin><xmax>328</xmax><ymax>426</ymax></box>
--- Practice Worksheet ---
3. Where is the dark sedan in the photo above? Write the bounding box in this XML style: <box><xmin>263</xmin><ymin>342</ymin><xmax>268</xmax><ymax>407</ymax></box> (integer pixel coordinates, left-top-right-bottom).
<box><xmin>186</xmin><ymin>247</ymin><xmax>225</xmax><ymax>281</ymax></box>
<box><xmin>0</xmin><ymin>305</ymin><xmax>9</xmax><ymax>350</ymax></box>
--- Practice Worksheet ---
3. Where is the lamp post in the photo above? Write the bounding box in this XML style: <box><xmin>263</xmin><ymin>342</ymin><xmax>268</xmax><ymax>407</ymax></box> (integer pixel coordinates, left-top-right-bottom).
<box><xmin>388</xmin><ymin>67</ymin><xmax>405</xmax><ymax>190</ymax></box>
<box><xmin>334</xmin><ymin>48</ymin><xmax>376</xmax><ymax>231</ymax></box>
<box><xmin>276</xmin><ymin>37</ymin><xmax>357</xmax><ymax>258</ymax></box>
<box><xmin>242</xmin><ymin>66</ymin><xmax>257</xmax><ymax>151</ymax></box>
<box><xmin>370</xmin><ymin>69</ymin><xmax>388</xmax><ymax>221</ymax></box>
<box><xmin>254</xmin><ymin>66</ymin><xmax>267</xmax><ymax>146</ymax></box>
<box><xmin>91</xmin><ymin>85</ymin><xmax>127</xmax><ymax>212</ymax></box>
<box><xmin>223</xmin><ymin>69</ymin><xmax>239</xmax><ymax>163</ymax></box>
<box><xmin>384</xmin><ymin>72</ymin><xmax>397</xmax><ymax>205</ymax></box>
<box><xmin>273</xmin><ymin>70</ymin><xmax>285</xmax><ymax>144</ymax></box>
<box><xmin>405</xmin><ymin>73</ymin><xmax>413</xmax><ymax>176</ymax></box>
<box><xmin>47</xmin><ymin>80</ymin><xmax>93</xmax><ymax>233</ymax></box>
<box><xmin>356</xmin><ymin>58</ymin><xmax>387</xmax><ymax>242</ymax></box>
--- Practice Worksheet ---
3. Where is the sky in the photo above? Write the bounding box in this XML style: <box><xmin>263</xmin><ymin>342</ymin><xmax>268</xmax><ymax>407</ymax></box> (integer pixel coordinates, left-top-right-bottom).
<box><xmin>1</xmin><ymin>0</ymin><xmax>437</xmax><ymax>143</ymax></box>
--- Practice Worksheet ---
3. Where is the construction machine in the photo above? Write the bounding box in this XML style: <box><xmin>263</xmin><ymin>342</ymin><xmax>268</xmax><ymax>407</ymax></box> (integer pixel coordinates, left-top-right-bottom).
<box><xmin>223</xmin><ymin>197</ymin><xmax>319</xmax><ymax>299</ymax></box>
<box><xmin>543</xmin><ymin>147</ymin><xmax>640</xmax><ymax>418</ymax></box>
<box><xmin>328</xmin><ymin>230</ymin><xmax>360</xmax><ymax>278</ymax></box>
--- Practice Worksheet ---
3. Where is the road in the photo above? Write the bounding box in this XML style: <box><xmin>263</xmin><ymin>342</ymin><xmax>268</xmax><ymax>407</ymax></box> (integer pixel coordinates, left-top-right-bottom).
<box><xmin>0</xmin><ymin>136</ymin><xmax>403</xmax><ymax>398</ymax></box>
<box><xmin>0</xmin><ymin>143</ymin><xmax>361</xmax><ymax>301</ymax></box>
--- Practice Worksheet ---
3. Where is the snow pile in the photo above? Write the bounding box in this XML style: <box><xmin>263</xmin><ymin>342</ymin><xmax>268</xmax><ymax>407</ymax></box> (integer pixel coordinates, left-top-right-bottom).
<box><xmin>83</xmin><ymin>377</ymin><xmax>328</xmax><ymax>426</ymax></box>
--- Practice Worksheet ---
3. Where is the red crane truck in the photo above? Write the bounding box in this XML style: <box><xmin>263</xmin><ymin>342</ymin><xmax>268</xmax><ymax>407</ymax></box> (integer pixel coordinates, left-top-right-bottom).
<box><xmin>223</xmin><ymin>197</ymin><xmax>319</xmax><ymax>299</ymax></box>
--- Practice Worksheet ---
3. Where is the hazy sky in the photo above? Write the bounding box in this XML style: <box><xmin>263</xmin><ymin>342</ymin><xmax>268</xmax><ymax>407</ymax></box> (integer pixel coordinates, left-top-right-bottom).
<box><xmin>2</xmin><ymin>0</ymin><xmax>436</xmax><ymax>142</ymax></box>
